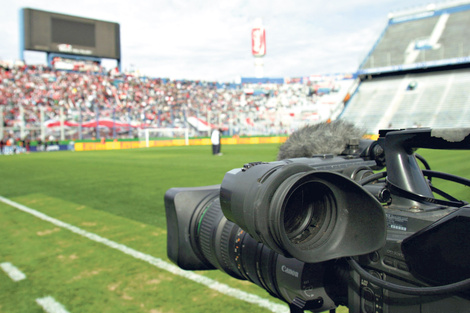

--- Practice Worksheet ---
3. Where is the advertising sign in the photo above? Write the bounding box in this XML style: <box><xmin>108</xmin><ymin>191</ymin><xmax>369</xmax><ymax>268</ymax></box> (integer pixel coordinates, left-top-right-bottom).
<box><xmin>252</xmin><ymin>27</ymin><xmax>266</xmax><ymax>57</ymax></box>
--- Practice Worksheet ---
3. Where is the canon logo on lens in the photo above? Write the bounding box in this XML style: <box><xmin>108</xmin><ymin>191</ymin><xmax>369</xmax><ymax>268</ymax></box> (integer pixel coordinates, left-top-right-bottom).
<box><xmin>281</xmin><ymin>265</ymin><xmax>299</xmax><ymax>278</ymax></box>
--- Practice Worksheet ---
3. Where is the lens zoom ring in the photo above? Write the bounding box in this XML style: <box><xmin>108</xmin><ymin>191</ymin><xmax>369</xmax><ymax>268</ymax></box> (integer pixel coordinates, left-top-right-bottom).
<box><xmin>199</xmin><ymin>202</ymin><xmax>223</xmax><ymax>267</ymax></box>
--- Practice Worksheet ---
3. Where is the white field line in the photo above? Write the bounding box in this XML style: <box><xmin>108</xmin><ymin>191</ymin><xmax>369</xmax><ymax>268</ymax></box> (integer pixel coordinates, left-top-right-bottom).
<box><xmin>0</xmin><ymin>196</ymin><xmax>288</xmax><ymax>313</ymax></box>
<box><xmin>0</xmin><ymin>262</ymin><xmax>26</xmax><ymax>282</ymax></box>
<box><xmin>36</xmin><ymin>296</ymin><xmax>70</xmax><ymax>313</ymax></box>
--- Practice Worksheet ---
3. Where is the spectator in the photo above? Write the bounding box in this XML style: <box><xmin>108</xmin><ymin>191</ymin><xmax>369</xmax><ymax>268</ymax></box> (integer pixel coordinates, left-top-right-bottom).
<box><xmin>0</xmin><ymin>60</ymin><xmax>344</xmax><ymax>140</ymax></box>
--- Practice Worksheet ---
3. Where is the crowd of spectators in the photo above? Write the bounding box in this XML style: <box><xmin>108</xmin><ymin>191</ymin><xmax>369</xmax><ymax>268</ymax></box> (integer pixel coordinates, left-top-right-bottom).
<box><xmin>0</xmin><ymin>61</ymin><xmax>349</xmax><ymax>141</ymax></box>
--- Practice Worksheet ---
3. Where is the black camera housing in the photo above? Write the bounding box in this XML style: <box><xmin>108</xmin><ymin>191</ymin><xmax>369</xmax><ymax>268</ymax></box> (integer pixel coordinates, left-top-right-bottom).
<box><xmin>165</xmin><ymin>127</ymin><xmax>470</xmax><ymax>313</ymax></box>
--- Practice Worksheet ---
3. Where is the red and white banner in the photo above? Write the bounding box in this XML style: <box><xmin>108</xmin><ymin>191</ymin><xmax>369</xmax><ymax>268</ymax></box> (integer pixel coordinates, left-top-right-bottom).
<box><xmin>44</xmin><ymin>118</ymin><xmax>137</xmax><ymax>129</ymax></box>
<box><xmin>252</xmin><ymin>27</ymin><xmax>266</xmax><ymax>57</ymax></box>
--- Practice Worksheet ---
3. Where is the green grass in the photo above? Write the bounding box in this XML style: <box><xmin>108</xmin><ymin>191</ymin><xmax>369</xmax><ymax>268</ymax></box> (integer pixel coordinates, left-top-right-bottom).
<box><xmin>0</xmin><ymin>144</ymin><xmax>280</xmax><ymax>227</ymax></box>
<box><xmin>0</xmin><ymin>195</ymin><xmax>273</xmax><ymax>313</ymax></box>
<box><xmin>0</xmin><ymin>144</ymin><xmax>291</xmax><ymax>313</ymax></box>
<box><xmin>0</xmin><ymin>144</ymin><xmax>468</xmax><ymax>313</ymax></box>
<box><xmin>417</xmin><ymin>149</ymin><xmax>470</xmax><ymax>202</ymax></box>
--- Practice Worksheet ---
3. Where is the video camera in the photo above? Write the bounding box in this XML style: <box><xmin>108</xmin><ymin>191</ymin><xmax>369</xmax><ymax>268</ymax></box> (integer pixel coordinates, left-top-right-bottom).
<box><xmin>165</xmin><ymin>127</ymin><xmax>470</xmax><ymax>313</ymax></box>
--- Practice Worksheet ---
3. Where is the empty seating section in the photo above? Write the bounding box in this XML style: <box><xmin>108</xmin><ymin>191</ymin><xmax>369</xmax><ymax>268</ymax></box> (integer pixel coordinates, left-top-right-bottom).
<box><xmin>342</xmin><ymin>69</ymin><xmax>470</xmax><ymax>133</ymax></box>
<box><xmin>361</xmin><ymin>5</ymin><xmax>470</xmax><ymax>70</ymax></box>
<box><xmin>339</xmin><ymin>77</ymin><xmax>402</xmax><ymax>130</ymax></box>
<box><xmin>353</xmin><ymin>5</ymin><xmax>470</xmax><ymax>133</ymax></box>
<box><xmin>390</xmin><ymin>92</ymin><xmax>421</xmax><ymax>128</ymax></box>
<box><xmin>423</xmin><ymin>10</ymin><xmax>470</xmax><ymax>62</ymax></box>
<box><xmin>361</xmin><ymin>17</ymin><xmax>439</xmax><ymax>69</ymax></box>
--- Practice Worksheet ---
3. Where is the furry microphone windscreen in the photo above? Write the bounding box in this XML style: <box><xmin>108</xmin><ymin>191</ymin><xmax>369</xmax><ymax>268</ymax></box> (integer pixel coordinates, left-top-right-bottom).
<box><xmin>277</xmin><ymin>120</ymin><xmax>365</xmax><ymax>160</ymax></box>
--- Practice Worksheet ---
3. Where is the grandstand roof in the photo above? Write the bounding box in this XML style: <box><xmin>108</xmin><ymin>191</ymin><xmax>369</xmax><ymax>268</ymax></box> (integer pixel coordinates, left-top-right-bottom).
<box><xmin>388</xmin><ymin>0</ymin><xmax>470</xmax><ymax>20</ymax></box>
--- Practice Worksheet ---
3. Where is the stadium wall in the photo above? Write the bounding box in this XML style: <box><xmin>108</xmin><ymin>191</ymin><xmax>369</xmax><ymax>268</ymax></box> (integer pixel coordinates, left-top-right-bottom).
<box><xmin>74</xmin><ymin>136</ymin><xmax>288</xmax><ymax>152</ymax></box>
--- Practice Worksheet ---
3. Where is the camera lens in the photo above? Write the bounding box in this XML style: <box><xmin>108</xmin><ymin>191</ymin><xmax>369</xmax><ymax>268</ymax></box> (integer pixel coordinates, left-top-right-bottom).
<box><xmin>283</xmin><ymin>181</ymin><xmax>333</xmax><ymax>245</ymax></box>
<box><xmin>166</xmin><ymin>179</ymin><xmax>366</xmax><ymax>310</ymax></box>
<box><xmin>193</xmin><ymin>196</ymin><xmax>244</xmax><ymax>279</ymax></box>
<box><xmin>192</xmin><ymin>195</ymin><xmax>283</xmax><ymax>298</ymax></box>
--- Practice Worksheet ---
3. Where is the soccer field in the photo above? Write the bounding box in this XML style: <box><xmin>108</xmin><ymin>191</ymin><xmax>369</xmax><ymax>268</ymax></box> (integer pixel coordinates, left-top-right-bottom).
<box><xmin>0</xmin><ymin>144</ymin><xmax>468</xmax><ymax>313</ymax></box>
<box><xmin>0</xmin><ymin>144</ymin><xmax>290</xmax><ymax>313</ymax></box>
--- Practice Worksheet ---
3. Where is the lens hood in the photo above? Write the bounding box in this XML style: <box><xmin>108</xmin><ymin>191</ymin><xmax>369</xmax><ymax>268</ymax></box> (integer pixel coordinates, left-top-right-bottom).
<box><xmin>221</xmin><ymin>163</ymin><xmax>386</xmax><ymax>263</ymax></box>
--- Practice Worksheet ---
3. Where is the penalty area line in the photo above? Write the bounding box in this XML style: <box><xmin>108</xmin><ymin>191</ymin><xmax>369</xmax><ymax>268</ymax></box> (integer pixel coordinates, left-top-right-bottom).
<box><xmin>0</xmin><ymin>196</ymin><xmax>288</xmax><ymax>313</ymax></box>
<box><xmin>36</xmin><ymin>296</ymin><xmax>70</xmax><ymax>313</ymax></box>
<box><xmin>0</xmin><ymin>262</ymin><xmax>26</xmax><ymax>282</ymax></box>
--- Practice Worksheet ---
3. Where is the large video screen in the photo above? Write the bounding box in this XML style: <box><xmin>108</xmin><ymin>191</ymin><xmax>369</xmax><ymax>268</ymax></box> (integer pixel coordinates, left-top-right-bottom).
<box><xmin>22</xmin><ymin>8</ymin><xmax>120</xmax><ymax>60</ymax></box>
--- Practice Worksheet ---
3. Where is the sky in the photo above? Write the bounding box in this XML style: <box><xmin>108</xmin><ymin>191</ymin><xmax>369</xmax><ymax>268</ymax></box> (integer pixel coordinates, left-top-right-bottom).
<box><xmin>0</xmin><ymin>0</ymin><xmax>439</xmax><ymax>81</ymax></box>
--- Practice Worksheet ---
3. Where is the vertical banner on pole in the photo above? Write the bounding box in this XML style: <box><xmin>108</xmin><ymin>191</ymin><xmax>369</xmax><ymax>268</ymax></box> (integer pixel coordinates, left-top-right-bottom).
<box><xmin>252</xmin><ymin>18</ymin><xmax>266</xmax><ymax>78</ymax></box>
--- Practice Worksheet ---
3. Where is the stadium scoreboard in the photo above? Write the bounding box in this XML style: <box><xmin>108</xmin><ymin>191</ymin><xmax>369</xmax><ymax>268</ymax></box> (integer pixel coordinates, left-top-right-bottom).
<box><xmin>21</xmin><ymin>8</ymin><xmax>121</xmax><ymax>60</ymax></box>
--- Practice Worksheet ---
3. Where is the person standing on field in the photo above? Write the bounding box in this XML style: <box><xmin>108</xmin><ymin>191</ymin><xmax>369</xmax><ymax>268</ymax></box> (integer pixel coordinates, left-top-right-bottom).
<box><xmin>211</xmin><ymin>128</ymin><xmax>222</xmax><ymax>155</ymax></box>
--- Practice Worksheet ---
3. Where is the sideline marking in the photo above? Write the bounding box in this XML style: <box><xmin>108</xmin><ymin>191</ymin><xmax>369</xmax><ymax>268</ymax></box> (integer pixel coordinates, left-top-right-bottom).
<box><xmin>0</xmin><ymin>196</ymin><xmax>288</xmax><ymax>313</ymax></box>
<box><xmin>0</xmin><ymin>262</ymin><xmax>27</xmax><ymax>282</ymax></box>
<box><xmin>36</xmin><ymin>296</ymin><xmax>70</xmax><ymax>313</ymax></box>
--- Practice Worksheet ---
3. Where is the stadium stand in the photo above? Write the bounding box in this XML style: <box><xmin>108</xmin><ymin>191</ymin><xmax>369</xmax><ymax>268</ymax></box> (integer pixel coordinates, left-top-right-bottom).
<box><xmin>342</xmin><ymin>69</ymin><xmax>470</xmax><ymax>133</ymax></box>
<box><xmin>423</xmin><ymin>9</ymin><xmax>470</xmax><ymax>62</ymax></box>
<box><xmin>343</xmin><ymin>1</ymin><xmax>470</xmax><ymax>133</ymax></box>
<box><xmin>360</xmin><ymin>2</ymin><xmax>470</xmax><ymax>72</ymax></box>
<box><xmin>3</xmin><ymin>1</ymin><xmax>470</xmax><ymax>145</ymax></box>
<box><xmin>361</xmin><ymin>15</ymin><xmax>440</xmax><ymax>69</ymax></box>
<box><xmin>0</xmin><ymin>62</ymin><xmax>353</xmax><ymax>141</ymax></box>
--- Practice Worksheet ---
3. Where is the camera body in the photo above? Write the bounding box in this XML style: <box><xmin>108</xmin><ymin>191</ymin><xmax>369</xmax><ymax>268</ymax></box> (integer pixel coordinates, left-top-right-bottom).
<box><xmin>165</xmin><ymin>128</ymin><xmax>470</xmax><ymax>312</ymax></box>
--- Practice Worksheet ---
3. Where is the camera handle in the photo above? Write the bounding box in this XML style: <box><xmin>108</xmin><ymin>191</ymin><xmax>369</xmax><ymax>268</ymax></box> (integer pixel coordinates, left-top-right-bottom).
<box><xmin>382</xmin><ymin>128</ymin><xmax>470</xmax><ymax>208</ymax></box>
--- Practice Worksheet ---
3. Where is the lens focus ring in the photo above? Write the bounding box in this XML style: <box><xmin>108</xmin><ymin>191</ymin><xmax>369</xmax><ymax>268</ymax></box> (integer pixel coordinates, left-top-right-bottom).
<box><xmin>198</xmin><ymin>201</ymin><xmax>223</xmax><ymax>268</ymax></box>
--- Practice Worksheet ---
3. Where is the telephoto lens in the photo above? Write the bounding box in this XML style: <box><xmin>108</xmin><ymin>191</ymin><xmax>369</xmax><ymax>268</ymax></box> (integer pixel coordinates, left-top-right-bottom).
<box><xmin>165</xmin><ymin>186</ymin><xmax>341</xmax><ymax>312</ymax></box>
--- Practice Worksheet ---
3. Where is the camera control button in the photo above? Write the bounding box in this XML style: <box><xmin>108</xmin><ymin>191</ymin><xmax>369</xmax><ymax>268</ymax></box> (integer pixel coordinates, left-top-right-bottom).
<box><xmin>383</xmin><ymin>257</ymin><xmax>395</xmax><ymax>267</ymax></box>
<box><xmin>397</xmin><ymin>261</ymin><xmax>409</xmax><ymax>272</ymax></box>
